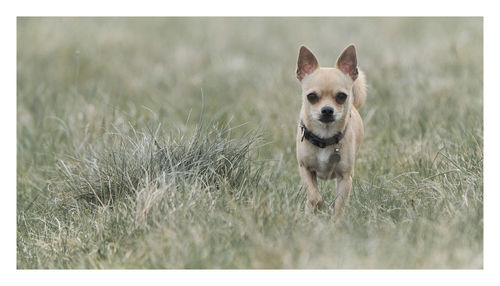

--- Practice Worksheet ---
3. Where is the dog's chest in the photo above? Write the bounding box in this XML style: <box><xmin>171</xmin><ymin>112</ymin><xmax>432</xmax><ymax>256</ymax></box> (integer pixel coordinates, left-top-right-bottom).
<box><xmin>317</xmin><ymin>149</ymin><xmax>331</xmax><ymax>168</ymax></box>
<box><xmin>311</xmin><ymin>148</ymin><xmax>339</xmax><ymax>179</ymax></box>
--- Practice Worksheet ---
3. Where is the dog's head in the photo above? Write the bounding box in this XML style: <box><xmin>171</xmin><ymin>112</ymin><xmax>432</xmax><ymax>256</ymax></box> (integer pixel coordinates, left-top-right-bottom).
<box><xmin>296</xmin><ymin>45</ymin><xmax>358</xmax><ymax>125</ymax></box>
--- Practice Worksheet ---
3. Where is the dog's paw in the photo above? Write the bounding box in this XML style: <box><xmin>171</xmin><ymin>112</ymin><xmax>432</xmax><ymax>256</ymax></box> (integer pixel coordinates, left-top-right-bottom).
<box><xmin>306</xmin><ymin>193</ymin><xmax>324</xmax><ymax>211</ymax></box>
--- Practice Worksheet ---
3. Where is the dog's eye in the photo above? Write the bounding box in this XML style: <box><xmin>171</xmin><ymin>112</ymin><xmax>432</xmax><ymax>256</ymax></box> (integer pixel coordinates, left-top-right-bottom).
<box><xmin>307</xmin><ymin>92</ymin><xmax>319</xmax><ymax>103</ymax></box>
<box><xmin>336</xmin><ymin>92</ymin><xmax>347</xmax><ymax>104</ymax></box>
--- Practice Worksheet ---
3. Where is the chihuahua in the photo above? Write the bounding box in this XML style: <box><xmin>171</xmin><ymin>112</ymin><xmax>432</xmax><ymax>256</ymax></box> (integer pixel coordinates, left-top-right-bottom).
<box><xmin>295</xmin><ymin>44</ymin><xmax>367</xmax><ymax>214</ymax></box>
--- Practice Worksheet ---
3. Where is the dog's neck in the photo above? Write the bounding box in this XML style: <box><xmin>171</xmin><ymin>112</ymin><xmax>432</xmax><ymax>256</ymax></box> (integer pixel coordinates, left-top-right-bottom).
<box><xmin>300</xmin><ymin>120</ymin><xmax>348</xmax><ymax>148</ymax></box>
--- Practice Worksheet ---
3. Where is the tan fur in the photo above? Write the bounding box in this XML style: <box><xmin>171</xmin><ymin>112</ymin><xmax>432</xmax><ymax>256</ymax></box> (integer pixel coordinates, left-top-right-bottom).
<box><xmin>352</xmin><ymin>70</ymin><xmax>366</xmax><ymax>109</ymax></box>
<box><xmin>295</xmin><ymin>44</ymin><xmax>367</xmax><ymax>214</ymax></box>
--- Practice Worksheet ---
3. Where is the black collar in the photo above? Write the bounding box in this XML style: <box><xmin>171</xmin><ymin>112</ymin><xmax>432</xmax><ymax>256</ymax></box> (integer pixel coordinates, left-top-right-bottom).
<box><xmin>299</xmin><ymin>120</ymin><xmax>348</xmax><ymax>148</ymax></box>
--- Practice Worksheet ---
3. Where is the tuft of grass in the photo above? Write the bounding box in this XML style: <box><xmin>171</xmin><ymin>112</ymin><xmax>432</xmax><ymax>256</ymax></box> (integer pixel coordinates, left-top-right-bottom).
<box><xmin>56</xmin><ymin>120</ymin><xmax>263</xmax><ymax>207</ymax></box>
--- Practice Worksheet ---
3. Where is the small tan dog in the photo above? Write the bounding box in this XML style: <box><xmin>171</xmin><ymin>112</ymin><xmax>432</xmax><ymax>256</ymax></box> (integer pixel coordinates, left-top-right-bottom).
<box><xmin>295</xmin><ymin>44</ymin><xmax>367</xmax><ymax>214</ymax></box>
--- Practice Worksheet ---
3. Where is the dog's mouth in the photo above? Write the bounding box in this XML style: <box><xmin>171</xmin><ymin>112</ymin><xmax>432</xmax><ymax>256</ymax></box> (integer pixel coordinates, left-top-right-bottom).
<box><xmin>319</xmin><ymin>116</ymin><xmax>335</xmax><ymax>123</ymax></box>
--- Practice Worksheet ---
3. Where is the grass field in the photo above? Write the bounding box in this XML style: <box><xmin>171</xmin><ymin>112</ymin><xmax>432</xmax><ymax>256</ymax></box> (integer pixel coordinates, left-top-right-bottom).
<box><xmin>17</xmin><ymin>17</ymin><xmax>483</xmax><ymax>268</ymax></box>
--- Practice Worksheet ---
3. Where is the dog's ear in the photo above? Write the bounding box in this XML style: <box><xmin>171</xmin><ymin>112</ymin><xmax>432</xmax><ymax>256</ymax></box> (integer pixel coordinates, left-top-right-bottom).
<box><xmin>336</xmin><ymin>44</ymin><xmax>358</xmax><ymax>81</ymax></box>
<box><xmin>296</xmin><ymin>46</ymin><xmax>319</xmax><ymax>81</ymax></box>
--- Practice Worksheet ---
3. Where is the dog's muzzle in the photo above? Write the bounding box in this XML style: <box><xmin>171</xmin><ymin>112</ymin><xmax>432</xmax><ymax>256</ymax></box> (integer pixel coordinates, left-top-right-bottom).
<box><xmin>319</xmin><ymin>106</ymin><xmax>335</xmax><ymax>123</ymax></box>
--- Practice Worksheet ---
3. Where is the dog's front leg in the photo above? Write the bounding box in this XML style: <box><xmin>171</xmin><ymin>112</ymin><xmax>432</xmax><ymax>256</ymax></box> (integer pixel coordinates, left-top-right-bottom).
<box><xmin>298</xmin><ymin>164</ymin><xmax>322</xmax><ymax>209</ymax></box>
<box><xmin>334</xmin><ymin>173</ymin><xmax>352</xmax><ymax>215</ymax></box>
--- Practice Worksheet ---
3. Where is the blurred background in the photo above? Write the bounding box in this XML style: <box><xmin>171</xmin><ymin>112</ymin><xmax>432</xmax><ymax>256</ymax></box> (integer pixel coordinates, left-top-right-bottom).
<box><xmin>17</xmin><ymin>17</ymin><xmax>482</xmax><ymax>159</ymax></box>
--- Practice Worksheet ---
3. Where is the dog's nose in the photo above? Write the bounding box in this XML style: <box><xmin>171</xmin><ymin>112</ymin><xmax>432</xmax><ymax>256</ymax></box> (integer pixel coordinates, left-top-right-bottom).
<box><xmin>321</xmin><ymin>106</ymin><xmax>334</xmax><ymax>116</ymax></box>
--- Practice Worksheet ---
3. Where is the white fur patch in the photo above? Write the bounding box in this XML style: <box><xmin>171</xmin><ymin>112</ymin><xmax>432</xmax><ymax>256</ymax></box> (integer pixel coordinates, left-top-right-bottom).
<box><xmin>308</xmin><ymin>118</ymin><xmax>344</xmax><ymax>138</ymax></box>
<box><xmin>317</xmin><ymin>149</ymin><xmax>331</xmax><ymax>168</ymax></box>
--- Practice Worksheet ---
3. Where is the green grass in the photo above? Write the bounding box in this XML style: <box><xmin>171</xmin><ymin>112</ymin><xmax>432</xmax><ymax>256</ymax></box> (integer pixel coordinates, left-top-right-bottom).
<box><xmin>17</xmin><ymin>17</ymin><xmax>483</xmax><ymax>268</ymax></box>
